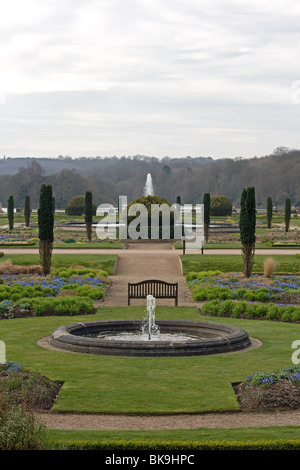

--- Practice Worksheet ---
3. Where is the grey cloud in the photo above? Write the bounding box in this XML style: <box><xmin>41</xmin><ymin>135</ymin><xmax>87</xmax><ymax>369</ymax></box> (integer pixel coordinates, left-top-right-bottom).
<box><xmin>1</xmin><ymin>0</ymin><xmax>300</xmax><ymax>158</ymax></box>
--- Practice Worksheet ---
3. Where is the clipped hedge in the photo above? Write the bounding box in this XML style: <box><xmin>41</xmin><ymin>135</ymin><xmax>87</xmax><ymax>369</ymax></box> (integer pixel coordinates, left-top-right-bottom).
<box><xmin>0</xmin><ymin>284</ymin><xmax>57</xmax><ymax>302</ymax></box>
<box><xmin>12</xmin><ymin>296</ymin><xmax>95</xmax><ymax>317</ymax></box>
<box><xmin>186</xmin><ymin>271</ymin><xmax>222</xmax><ymax>282</ymax></box>
<box><xmin>52</xmin><ymin>267</ymin><xmax>108</xmax><ymax>278</ymax></box>
<box><xmin>60</xmin><ymin>284</ymin><xmax>104</xmax><ymax>300</ymax></box>
<box><xmin>191</xmin><ymin>284</ymin><xmax>291</xmax><ymax>302</ymax></box>
<box><xmin>0</xmin><ymin>279</ymin><xmax>105</xmax><ymax>302</ymax></box>
<box><xmin>201</xmin><ymin>299</ymin><xmax>300</xmax><ymax>322</ymax></box>
<box><xmin>0</xmin><ymin>252</ymin><xmax>3</xmax><ymax>257</ymax></box>
<box><xmin>52</xmin><ymin>439</ymin><xmax>300</xmax><ymax>451</ymax></box>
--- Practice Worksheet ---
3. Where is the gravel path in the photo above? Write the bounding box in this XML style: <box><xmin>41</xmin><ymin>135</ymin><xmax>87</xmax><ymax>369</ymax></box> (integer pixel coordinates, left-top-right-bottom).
<box><xmin>37</xmin><ymin>409</ymin><xmax>300</xmax><ymax>430</ymax></box>
<box><xmin>103</xmin><ymin>243</ymin><xmax>193</xmax><ymax>306</ymax></box>
<box><xmin>30</xmin><ymin>242</ymin><xmax>300</xmax><ymax>430</ymax></box>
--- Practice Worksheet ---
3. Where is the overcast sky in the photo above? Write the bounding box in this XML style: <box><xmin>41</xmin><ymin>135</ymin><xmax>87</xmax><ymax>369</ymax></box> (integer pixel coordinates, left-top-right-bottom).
<box><xmin>0</xmin><ymin>0</ymin><xmax>300</xmax><ymax>160</ymax></box>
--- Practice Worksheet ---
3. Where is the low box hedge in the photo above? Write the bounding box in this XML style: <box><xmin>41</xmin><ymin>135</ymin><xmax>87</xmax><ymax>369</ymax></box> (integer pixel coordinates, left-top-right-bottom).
<box><xmin>0</xmin><ymin>296</ymin><xmax>95</xmax><ymax>319</ymax></box>
<box><xmin>16</xmin><ymin>296</ymin><xmax>95</xmax><ymax>316</ymax></box>
<box><xmin>201</xmin><ymin>299</ymin><xmax>300</xmax><ymax>323</ymax></box>
<box><xmin>52</xmin><ymin>438</ymin><xmax>300</xmax><ymax>451</ymax></box>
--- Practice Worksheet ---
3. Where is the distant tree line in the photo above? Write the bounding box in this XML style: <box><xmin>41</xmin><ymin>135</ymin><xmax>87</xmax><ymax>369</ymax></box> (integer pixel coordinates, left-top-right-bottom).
<box><xmin>0</xmin><ymin>148</ymin><xmax>299</xmax><ymax>210</ymax></box>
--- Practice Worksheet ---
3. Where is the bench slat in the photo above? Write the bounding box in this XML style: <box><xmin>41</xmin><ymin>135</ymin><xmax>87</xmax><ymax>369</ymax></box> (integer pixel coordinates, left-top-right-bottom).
<box><xmin>128</xmin><ymin>280</ymin><xmax>178</xmax><ymax>306</ymax></box>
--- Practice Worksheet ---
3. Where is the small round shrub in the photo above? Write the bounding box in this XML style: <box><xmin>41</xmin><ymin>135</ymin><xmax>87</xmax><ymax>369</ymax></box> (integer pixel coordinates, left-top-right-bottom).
<box><xmin>201</xmin><ymin>300</ymin><xmax>221</xmax><ymax>315</ymax></box>
<box><xmin>218</xmin><ymin>299</ymin><xmax>235</xmax><ymax>316</ymax></box>
<box><xmin>193</xmin><ymin>289</ymin><xmax>208</xmax><ymax>301</ymax></box>
<box><xmin>253</xmin><ymin>303</ymin><xmax>268</xmax><ymax>318</ymax></box>
<box><xmin>186</xmin><ymin>272</ymin><xmax>198</xmax><ymax>281</ymax></box>
<box><xmin>232</xmin><ymin>301</ymin><xmax>248</xmax><ymax>318</ymax></box>
<box><xmin>281</xmin><ymin>312</ymin><xmax>291</xmax><ymax>322</ymax></box>
<box><xmin>10</xmin><ymin>293</ymin><xmax>21</xmax><ymax>302</ymax></box>
<box><xmin>244</xmin><ymin>303</ymin><xmax>256</xmax><ymax>318</ymax></box>
<box><xmin>236</xmin><ymin>288</ymin><xmax>247</xmax><ymax>298</ymax></box>
<box><xmin>291</xmin><ymin>308</ymin><xmax>300</xmax><ymax>322</ymax></box>
<box><xmin>76</xmin><ymin>285</ymin><xmax>104</xmax><ymax>300</ymax></box>
<box><xmin>210</xmin><ymin>195</ymin><xmax>232</xmax><ymax>216</ymax></box>
<box><xmin>65</xmin><ymin>195</ymin><xmax>96</xmax><ymax>216</ymax></box>
<box><xmin>266</xmin><ymin>304</ymin><xmax>280</xmax><ymax>320</ymax></box>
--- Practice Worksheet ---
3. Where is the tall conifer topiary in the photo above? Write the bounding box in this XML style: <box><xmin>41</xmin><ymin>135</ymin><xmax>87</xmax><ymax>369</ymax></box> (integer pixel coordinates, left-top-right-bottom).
<box><xmin>267</xmin><ymin>196</ymin><xmax>272</xmax><ymax>229</ymax></box>
<box><xmin>7</xmin><ymin>195</ymin><xmax>14</xmax><ymax>231</ymax></box>
<box><xmin>285</xmin><ymin>198</ymin><xmax>291</xmax><ymax>232</ymax></box>
<box><xmin>24</xmin><ymin>195</ymin><xmax>31</xmax><ymax>227</ymax></box>
<box><xmin>85</xmin><ymin>191</ymin><xmax>93</xmax><ymax>242</ymax></box>
<box><xmin>38</xmin><ymin>184</ymin><xmax>54</xmax><ymax>275</ymax></box>
<box><xmin>203</xmin><ymin>193</ymin><xmax>210</xmax><ymax>243</ymax></box>
<box><xmin>239</xmin><ymin>186</ymin><xmax>256</xmax><ymax>278</ymax></box>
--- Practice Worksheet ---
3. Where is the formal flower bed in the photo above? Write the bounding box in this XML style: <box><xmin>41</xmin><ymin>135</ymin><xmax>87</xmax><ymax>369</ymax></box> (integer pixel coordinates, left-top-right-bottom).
<box><xmin>0</xmin><ymin>233</ymin><xmax>36</xmax><ymax>246</ymax></box>
<box><xmin>187</xmin><ymin>271</ymin><xmax>300</xmax><ymax>304</ymax></box>
<box><xmin>0</xmin><ymin>362</ymin><xmax>60</xmax><ymax>450</ymax></box>
<box><xmin>0</xmin><ymin>296</ymin><xmax>95</xmax><ymax>318</ymax></box>
<box><xmin>0</xmin><ymin>274</ymin><xmax>106</xmax><ymax>301</ymax></box>
<box><xmin>201</xmin><ymin>299</ymin><xmax>300</xmax><ymax>322</ymax></box>
<box><xmin>0</xmin><ymin>267</ymin><xmax>109</xmax><ymax>319</ymax></box>
<box><xmin>234</xmin><ymin>365</ymin><xmax>300</xmax><ymax>410</ymax></box>
<box><xmin>0</xmin><ymin>361</ymin><xmax>61</xmax><ymax>410</ymax></box>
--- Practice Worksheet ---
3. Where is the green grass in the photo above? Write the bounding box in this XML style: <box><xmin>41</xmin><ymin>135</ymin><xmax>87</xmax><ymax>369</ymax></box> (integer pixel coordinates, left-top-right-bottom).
<box><xmin>2</xmin><ymin>240</ymin><xmax>125</xmax><ymax>249</ymax></box>
<box><xmin>46</xmin><ymin>426</ymin><xmax>300</xmax><ymax>445</ymax></box>
<box><xmin>180</xmin><ymin>254</ymin><xmax>300</xmax><ymax>275</ymax></box>
<box><xmin>53</xmin><ymin>241</ymin><xmax>124</xmax><ymax>249</ymax></box>
<box><xmin>1</xmin><ymin>306</ymin><xmax>300</xmax><ymax>414</ymax></box>
<box><xmin>0</xmin><ymin>254</ymin><xmax>118</xmax><ymax>275</ymax></box>
<box><xmin>174</xmin><ymin>242</ymin><xmax>291</xmax><ymax>249</ymax></box>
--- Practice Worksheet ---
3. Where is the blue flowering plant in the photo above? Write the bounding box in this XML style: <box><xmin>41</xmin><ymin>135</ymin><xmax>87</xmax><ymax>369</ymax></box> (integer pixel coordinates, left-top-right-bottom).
<box><xmin>0</xmin><ymin>361</ymin><xmax>25</xmax><ymax>373</ymax></box>
<box><xmin>0</xmin><ymin>269</ymin><xmax>108</xmax><ymax>319</ymax></box>
<box><xmin>244</xmin><ymin>365</ymin><xmax>300</xmax><ymax>388</ymax></box>
<box><xmin>0</xmin><ymin>272</ymin><xmax>106</xmax><ymax>303</ymax></box>
<box><xmin>187</xmin><ymin>272</ymin><xmax>300</xmax><ymax>304</ymax></box>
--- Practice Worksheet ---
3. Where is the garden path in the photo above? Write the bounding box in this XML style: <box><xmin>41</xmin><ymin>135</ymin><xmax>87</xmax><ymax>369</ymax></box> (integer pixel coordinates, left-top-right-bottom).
<box><xmin>38</xmin><ymin>409</ymin><xmax>300</xmax><ymax>430</ymax></box>
<box><xmin>102</xmin><ymin>242</ymin><xmax>194</xmax><ymax>306</ymax></box>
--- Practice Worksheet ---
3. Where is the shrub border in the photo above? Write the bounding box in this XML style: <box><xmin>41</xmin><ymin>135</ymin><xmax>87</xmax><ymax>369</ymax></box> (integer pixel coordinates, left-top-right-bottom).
<box><xmin>52</xmin><ymin>438</ymin><xmax>300</xmax><ymax>450</ymax></box>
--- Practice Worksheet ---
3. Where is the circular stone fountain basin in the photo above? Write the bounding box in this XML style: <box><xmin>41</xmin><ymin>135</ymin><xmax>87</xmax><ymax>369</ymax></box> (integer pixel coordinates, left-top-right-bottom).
<box><xmin>50</xmin><ymin>319</ymin><xmax>252</xmax><ymax>357</ymax></box>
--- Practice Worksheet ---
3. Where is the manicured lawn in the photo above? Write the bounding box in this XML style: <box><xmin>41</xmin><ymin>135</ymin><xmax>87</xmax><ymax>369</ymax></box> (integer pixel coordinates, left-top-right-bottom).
<box><xmin>175</xmin><ymin>242</ymin><xmax>297</xmax><ymax>249</ymax></box>
<box><xmin>46</xmin><ymin>425</ymin><xmax>300</xmax><ymax>445</ymax></box>
<box><xmin>1</xmin><ymin>306</ymin><xmax>300</xmax><ymax>414</ymax></box>
<box><xmin>53</xmin><ymin>241</ymin><xmax>124</xmax><ymax>249</ymax></box>
<box><xmin>0</xmin><ymin>241</ymin><xmax>125</xmax><ymax>249</ymax></box>
<box><xmin>180</xmin><ymin>254</ymin><xmax>300</xmax><ymax>275</ymax></box>
<box><xmin>0</xmin><ymin>254</ymin><xmax>118</xmax><ymax>275</ymax></box>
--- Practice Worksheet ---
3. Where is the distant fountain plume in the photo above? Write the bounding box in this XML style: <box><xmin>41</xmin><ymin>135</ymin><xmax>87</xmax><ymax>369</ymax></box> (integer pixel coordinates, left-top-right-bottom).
<box><xmin>143</xmin><ymin>173</ymin><xmax>154</xmax><ymax>196</ymax></box>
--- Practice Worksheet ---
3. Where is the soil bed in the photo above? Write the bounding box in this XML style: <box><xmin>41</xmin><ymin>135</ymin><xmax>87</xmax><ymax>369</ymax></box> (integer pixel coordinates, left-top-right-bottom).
<box><xmin>0</xmin><ymin>368</ymin><xmax>62</xmax><ymax>411</ymax></box>
<box><xmin>233</xmin><ymin>381</ymin><xmax>300</xmax><ymax>410</ymax></box>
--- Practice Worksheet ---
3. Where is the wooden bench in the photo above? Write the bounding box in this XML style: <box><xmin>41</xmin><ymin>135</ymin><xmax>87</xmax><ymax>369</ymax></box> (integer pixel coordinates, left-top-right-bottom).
<box><xmin>128</xmin><ymin>280</ymin><xmax>178</xmax><ymax>306</ymax></box>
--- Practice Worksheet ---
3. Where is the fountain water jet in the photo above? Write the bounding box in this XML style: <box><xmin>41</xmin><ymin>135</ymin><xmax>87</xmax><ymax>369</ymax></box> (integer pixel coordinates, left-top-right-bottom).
<box><xmin>143</xmin><ymin>173</ymin><xmax>154</xmax><ymax>196</ymax></box>
<box><xmin>142</xmin><ymin>295</ymin><xmax>160</xmax><ymax>340</ymax></box>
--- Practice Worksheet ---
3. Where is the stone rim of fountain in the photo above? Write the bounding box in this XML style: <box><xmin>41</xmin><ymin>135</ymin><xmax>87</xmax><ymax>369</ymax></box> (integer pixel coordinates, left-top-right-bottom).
<box><xmin>49</xmin><ymin>318</ymin><xmax>253</xmax><ymax>357</ymax></box>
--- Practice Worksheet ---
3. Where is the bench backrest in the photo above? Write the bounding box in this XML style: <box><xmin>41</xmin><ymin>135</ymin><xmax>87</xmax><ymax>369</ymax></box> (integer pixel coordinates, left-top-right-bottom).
<box><xmin>128</xmin><ymin>280</ymin><xmax>178</xmax><ymax>305</ymax></box>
